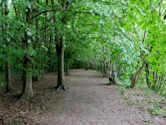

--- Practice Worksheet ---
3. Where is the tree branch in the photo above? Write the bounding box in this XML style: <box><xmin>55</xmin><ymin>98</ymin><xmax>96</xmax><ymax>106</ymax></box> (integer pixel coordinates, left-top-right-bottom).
<box><xmin>32</xmin><ymin>9</ymin><xmax>121</xmax><ymax>20</ymax></box>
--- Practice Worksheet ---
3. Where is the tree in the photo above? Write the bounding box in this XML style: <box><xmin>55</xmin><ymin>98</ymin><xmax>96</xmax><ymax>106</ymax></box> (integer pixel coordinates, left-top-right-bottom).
<box><xmin>1</xmin><ymin>0</ymin><xmax>12</xmax><ymax>93</ymax></box>
<box><xmin>20</xmin><ymin>0</ymin><xmax>34</xmax><ymax>99</ymax></box>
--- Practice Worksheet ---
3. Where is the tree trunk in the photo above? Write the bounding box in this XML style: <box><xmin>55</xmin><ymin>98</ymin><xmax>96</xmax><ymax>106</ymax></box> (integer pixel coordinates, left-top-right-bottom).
<box><xmin>54</xmin><ymin>0</ymin><xmax>72</xmax><ymax>90</ymax></box>
<box><xmin>20</xmin><ymin>0</ymin><xmax>34</xmax><ymax>99</ymax></box>
<box><xmin>65</xmin><ymin>59</ymin><xmax>69</xmax><ymax>75</ymax></box>
<box><xmin>103</xmin><ymin>61</ymin><xmax>107</xmax><ymax>77</ymax></box>
<box><xmin>5</xmin><ymin>60</ymin><xmax>12</xmax><ymax>93</ymax></box>
<box><xmin>130</xmin><ymin>62</ymin><xmax>145</xmax><ymax>88</ymax></box>
<box><xmin>2</xmin><ymin>0</ymin><xmax>12</xmax><ymax>93</ymax></box>
<box><xmin>108</xmin><ymin>64</ymin><xmax>118</xmax><ymax>85</ymax></box>
<box><xmin>55</xmin><ymin>41</ymin><xmax>65</xmax><ymax>90</ymax></box>
<box><xmin>145</xmin><ymin>61</ymin><xmax>150</xmax><ymax>87</ymax></box>
<box><xmin>48</xmin><ymin>33</ymin><xmax>53</xmax><ymax>72</ymax></box>
<box><xmin>45</xmin><ymin>0</ymin><xmax>49</xmax><ymax>43</ymax></box>
<box><xmin>21</xmin><ymin>56</ymin><xmax>33</xmax><ymax>99</ymax></box>
<box><xmin>32</xmin><ymin>1</ymin><xmax>39</xmax><ymax>82</ymax></box>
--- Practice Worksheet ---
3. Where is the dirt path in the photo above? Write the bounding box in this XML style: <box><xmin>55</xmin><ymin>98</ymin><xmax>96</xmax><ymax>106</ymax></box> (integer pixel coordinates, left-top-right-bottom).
<box><xmin>0</xmin><ymin>69</ymin><xmax>165</xmax><ymax>125</ymax></box>
<box><xmin>37</xmin><ymin>69</ymin><xmax>163</xmax><ymax>125</ymax></box>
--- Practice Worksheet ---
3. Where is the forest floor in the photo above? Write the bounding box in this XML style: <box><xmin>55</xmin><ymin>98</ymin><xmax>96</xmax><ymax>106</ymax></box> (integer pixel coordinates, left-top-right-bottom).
<box><xmin>0</xmin><ymin>69</ymin><xmax>166</xmax><ymax>125</ymax></box>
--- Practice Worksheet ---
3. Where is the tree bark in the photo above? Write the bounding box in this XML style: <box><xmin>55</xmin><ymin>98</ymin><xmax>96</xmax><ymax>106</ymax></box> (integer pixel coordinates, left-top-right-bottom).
<box><xmin>145</xmin><ymin>61</ymin><xmax>151</xmax><ymax>87</ymax></box>
<box><xmin>21</xmin><ymin>56</ymin><xmax>33</xmax><ymax>99</ymax></box>
<box><xmin>54</xmin><ymin>0</ymin><xmax>71</xmax><ymax>90</ymax></box>
<box><xmin>2</xmin><ymin>0</ymin><xmax>12</xmax><ymax>93</ymax></box>
<box><xmin>108</xmin><ymin>63</ymin><xmax>118</xmax><ymax>85</ymax></box>
<box><xmin>48</xmin><ymin>33</ymin><xmax>53</xmax><ymax>72</ymax></box>
<box><xmin>20</xmin><ymin>0</ymin><xmax>34</xmax><ymax>99</ymax></box>
<box><xmin>130</xmin><ymin>62</ymin><xmax>145</xmax><ymax>88</ymax></box>
<box><xmin>65</xmin><ymin>59</ymin><xmax>69</xmax><ymax>75</ymax></box>
<box><xmin>55</xmin><ymin>41</ymin><xmax>65</xmax><ymax>90</ymax></box>
<box><xmin>45</xmin><ymin>0</ymin><xmax>49</xmax><ymax>43</ymax></box>
<box><xmin>5</xmin><ymin>60</ymin><xmax>12</xmax><ymax>93</ymax></box>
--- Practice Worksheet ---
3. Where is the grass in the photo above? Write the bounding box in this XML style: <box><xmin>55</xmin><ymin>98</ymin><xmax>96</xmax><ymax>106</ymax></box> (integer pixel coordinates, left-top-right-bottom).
<box><xmin>149</xmin><ymin>107</ymin><xmax>166</xmax><ymax>118</ymax></box>
<box><xmin>119</xmin><ymin>79</ymin><xmax>131</xmax><ymax>95</ymax></box>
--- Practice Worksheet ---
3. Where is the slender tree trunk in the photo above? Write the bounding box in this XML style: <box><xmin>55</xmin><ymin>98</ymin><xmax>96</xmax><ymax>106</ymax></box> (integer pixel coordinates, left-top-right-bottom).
<box><xmin>48</xmin><ymin>33</ymin><xmax>52</xmax><ymax>72</ymax></box>
<box><xmin>45</xmin><ymin>0</ymin><xmax>48</xmax><ymax>43</ymax></box>
<box><xmin>103</xmin><ymin>61</ymin><xmax>107</xmax><ymax>77</ymax></box>
<box><xmin>54</xmin><ymin>0</ymin><xmax>72</xmax><ymax>90</ymax></box>
<box><xmin>2</xmin><ymin>1</ymin><xmax>12</xmax><ymax>93</ymax></box>
<box><xmin>65</xmin><ymin>59</ymin><xmax>69</xmax><ymax>75</ymax></box>
<box><xmin>130</xmin><ymin>62</ymin><xmax>145</xmax><ymax>88</ymax></box>
<box><xmin>33</xmin><ymin>0</ymin><xmax>44</xmax><ymax>81</ymax></box>
<box><xmin>108</xmin><ymin>63</ymin><xmax>118</xmax><ymax>85</ymax></box>
<box><xmin>55</xmin><ymin>41</ymin><xmax>65</xmax><ymax>90</ymax></box>
<box><xmin>5</xmin><ymin>60</ymin><xmax>12</xmax><ymax>92</ymax></box>
<box><xmin>145</xmin><ymin>61</ymin><xmax>150</xmax><ymax>87</ymax></box>
<box><xmin>32</xmin><ymin>3</ymin><xmax>39</xmax><ymax>82</ymax></box>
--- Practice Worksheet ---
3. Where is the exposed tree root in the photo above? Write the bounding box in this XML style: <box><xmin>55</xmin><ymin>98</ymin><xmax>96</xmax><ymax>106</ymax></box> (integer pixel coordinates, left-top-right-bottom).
<box><xmin>55</xmin><ymin>84</ymin><xmax>66</xmax><ymax>91</ymax></box>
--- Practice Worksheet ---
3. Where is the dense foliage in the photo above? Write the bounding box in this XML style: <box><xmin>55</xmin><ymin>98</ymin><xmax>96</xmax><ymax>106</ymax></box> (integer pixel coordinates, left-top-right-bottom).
<box><xmin>0</xmin><ymin>0</ymin><xmax>166</xmax><ymax>99</ymax></box>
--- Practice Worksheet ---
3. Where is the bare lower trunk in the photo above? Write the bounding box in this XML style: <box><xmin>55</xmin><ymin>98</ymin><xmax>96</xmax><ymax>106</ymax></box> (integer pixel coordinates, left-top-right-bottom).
<box><xmin>145</xmin><ymin>62</ymin><xmax>150</xmax><ymax>87</ymax></box>
<box><xmin>2</xmin><ymin>0</ymin><xmax>12</xmax><ymax>93</ymax></box>
<box><xmin>102</xmin><ymin>61</ymin><xmax>107</xmax><ymax>77</ymax></box>
<box><xmin>5</xmin><ymin>60</ymin><xmax>11</xmax><ymax>93</ymax></box>
<box><xmin>20</xmin><ymin>57</ymin><xmax>33</xmax><ymax>99</ymax></box>
<box><xmin>55</xmin><ymin>41</ymin><xmax>65</xmax><ymax>90</ymax></box>
<box><xmin>130</xmin><ymin>62</ymin><xmax>145</xmax><ymax>88</ymax></box>
<box><xmin>48</xmin><ymin>35</ymin><xmax>52</xmax><ymax>72</ymax></box>
<box><xmin>109</xmin><ymin>66</ymin><xmax>118</xmax><ymax>85</ymax></box>
<box><xmin>65</xmin><ymin>60</ymin><xmax>69</xmax><ymax>75</ymax></box>
<box><xmin>54</xmin><ymin>0</ymin><xmax>71</xmax><ymax>90</ymax></box>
